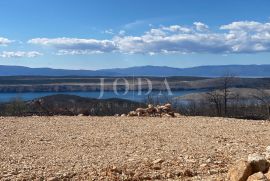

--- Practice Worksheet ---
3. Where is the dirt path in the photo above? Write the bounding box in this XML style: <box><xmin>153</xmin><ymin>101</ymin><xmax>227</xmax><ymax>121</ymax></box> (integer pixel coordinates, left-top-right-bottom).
<box><xmin>0</xmin><ymin>116</ymin><xmax>269</xmax><ymax>180</ymax></box>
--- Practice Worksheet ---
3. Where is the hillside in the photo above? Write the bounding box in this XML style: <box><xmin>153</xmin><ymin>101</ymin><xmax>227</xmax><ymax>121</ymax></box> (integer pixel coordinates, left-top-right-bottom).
<box><xmin>0</xmin><ymin>94</ymin><xmax>144</xmax><ymax>116</ymax></box>
<box><xmin>176</xmin><ymin>88</ymin><xmax>270</xmax><ymax>101</ymax></box>
<box><xmin>1</xmin><ymin>76</ymin><xmax>270</xmax><ymax>93</ymax></box>
<box><xmin>0</xmin><ymin>116</ymin><xmax>269</xmax><ymax>180</ymax></box>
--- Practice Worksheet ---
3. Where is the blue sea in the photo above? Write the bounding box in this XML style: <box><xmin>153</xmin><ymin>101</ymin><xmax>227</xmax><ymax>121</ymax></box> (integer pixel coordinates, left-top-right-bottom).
<box><xmin>0</xmin><ymin>90</ymin><xmax>203</xmax><ymax>103</ymax></box>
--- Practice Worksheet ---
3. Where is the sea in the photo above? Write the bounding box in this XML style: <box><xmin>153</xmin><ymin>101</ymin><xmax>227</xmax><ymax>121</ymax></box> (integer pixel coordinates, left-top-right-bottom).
<box><xmin>0</xmin><ymin>90</ymin><xmax>203</xmax><ymax>103</ymax></box>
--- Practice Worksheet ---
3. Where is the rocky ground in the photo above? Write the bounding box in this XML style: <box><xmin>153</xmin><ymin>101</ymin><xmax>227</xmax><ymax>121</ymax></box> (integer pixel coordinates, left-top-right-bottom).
<box><xmin>0</xmin><ymin>116</ymin><xmax>270</xmax><ymax>181</ymax></box>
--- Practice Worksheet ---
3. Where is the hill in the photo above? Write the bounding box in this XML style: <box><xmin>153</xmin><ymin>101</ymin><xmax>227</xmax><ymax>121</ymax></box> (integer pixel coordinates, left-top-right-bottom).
<box><xmin>2</xmin><ymin>64</ymin><xmax>270</xmax><ymax>77</ymax></box>
<box><xmin>0</xmin><ymin>94</ymin><xmax>144</xmax><ymax>116</ymax></box>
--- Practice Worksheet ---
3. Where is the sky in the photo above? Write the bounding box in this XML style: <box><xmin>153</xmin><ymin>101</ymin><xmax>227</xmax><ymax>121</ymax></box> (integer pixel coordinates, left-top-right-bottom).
<box><xmin>0</xmin><ymin>0</ymin><xmax>270</xmax><ymax>70</ymax></box>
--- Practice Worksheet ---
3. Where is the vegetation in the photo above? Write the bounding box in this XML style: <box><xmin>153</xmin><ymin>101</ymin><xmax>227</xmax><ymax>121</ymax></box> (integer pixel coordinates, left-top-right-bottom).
<box><xmin>173</xmin><ymin>76</ymin><xmax>270</xmax><ymax>120</ymax></box>
<box><xmin>1</xmin><ymin>76</ymin><xmax>270</xmax><ymax>120</ymax></box>
<box><xmin>1</xmin><ymin>76</ymin><xmax>270</xmax><ymax>93</ymax></box>
<box><xmin>0</xmin><ymin>94</ymin><xmax>145</xmax><ymax>117</ymax></box>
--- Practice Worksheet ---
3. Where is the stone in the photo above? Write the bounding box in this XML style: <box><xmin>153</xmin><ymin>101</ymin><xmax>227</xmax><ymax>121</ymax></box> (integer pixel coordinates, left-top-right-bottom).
<box><xmin>128</xmin><ymin>111</ymin><xmax>137</xmax><ymax>117</ymax></box>
<box><xmin>122</xmin><ymin>103</ymin><xmax>176</xmax><ymax>118</ymax></box>
<box><xmin>47</xmin><ymin>177</ymin><xmax>59</xmax><ymax>181</ymax></box>
<box><xmin>206</xmin><ymin>158</ymin><xmax>212</xmax><ymax>163</ymax></box>
<box><xmin>174</xmin><ymin>113</ymin><xmax>181</xmax><ymax>117</ymax></box>
<box><xmin>266</xmin><ymin>146</ymin><xmax>270</xmax><ymax>153</ymax></box>
<box><xmin>153</xmin><ymin>158</ymin><xmax>164</xmax><ymax>164</ymax></box>
<box><xmin>163</xmin><ymin>113</ymin><xmax>172</xmax><ymax>117</ymax></box>
<box><xmin>247</xmin><ymin>172</ymin><xmax>268</xmax><ymax>181</ymax></box>
<box><xmin>136</xmin><ymin>108</ymin><xmax>145</xmax><ymax>113</ymax></box>
<box><xmin>111</xmin><ymin>166</ymin><xmax>122</xmax><ymax>174</ymax></box>
<box><xmin>227</xmin><ymin>160</ymin><xmax>253</xmax><ymax>181</ymax></box>
<box><xmin>265</xmin><ymin>152</ymin><xmax>270</xmax><ymax>161</ymax></box>
<box><xmin>164</xmin><ymin>103</ymin><xmax>172</xmax><ymax>109</ymax></box>
<box><xmin>265</xmin><ymin>147</ymin><xmax>270</xmax><ymax>161</ymax></box>
<box><xmin>186</xmin><ymin>159</ymin><xmax>197</xmax><ymax>163</ymax></box>
<box><xmin>183</xmin><ymin>169</ymin><xmax>195</xmax><ymax>177</ymax></box>
<box><xmin>160</xmin><ymin>106</ymin><xmax>170</xmax><ymax>112</ymax></box>
<box><xmin>248</xmin><ymin>153</ymin><xmax>270</xmax><ymax>173</ymax></box>
<box><xmin>152</xmin><ymin>165</ymin><xmax>161</xmax><ymax>170</ymax></box>
<box><xmin>265</xmin><ymin>170</ymin><xmax>270</xmax><ymax>180</ymax></box>
<box><xmin>208</xmin><ymin>169</ymin><xmax>218</xmax><ymax>175</ymax></box>
<box><xmin>200</xmin><ymin>163</ymin><xmax>208</xmax><ymax>168</ymax></box>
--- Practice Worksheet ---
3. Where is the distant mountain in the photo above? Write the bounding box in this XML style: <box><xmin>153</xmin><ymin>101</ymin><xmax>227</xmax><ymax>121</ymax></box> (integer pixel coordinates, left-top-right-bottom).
<box><xmin>0</xmin><ymin>65</ymin><xmax>117</xmax><ymax>76</ymax></box>
<box><xmin>101</xmin><ymin>65</ymin><xmax>270</xmax><ymax>77</ymax></box>
<box><xmin>1</xmin><ymin>64</ymin><xmax>270</xmax><ymax>77</ymax></box>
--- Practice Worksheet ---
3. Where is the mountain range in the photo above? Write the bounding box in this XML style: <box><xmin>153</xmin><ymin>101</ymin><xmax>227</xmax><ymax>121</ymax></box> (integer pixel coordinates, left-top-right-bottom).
<box><xmin>1</xmin><ymin>64</ymin><xmax>270</xmax><ymax>77</ymax></box>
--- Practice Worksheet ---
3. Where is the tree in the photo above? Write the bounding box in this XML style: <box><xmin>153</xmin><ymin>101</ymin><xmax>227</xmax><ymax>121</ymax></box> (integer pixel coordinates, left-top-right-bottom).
<box><xmin>5</xmin><ymin>98</ymin><xmax>27</xmax><ymax>116</ymax></box>
<box><xmin>206</xmin><ymin>90</ymin><xmax>223</xmax><ymax>116</ymax></box>
<box><xmin>206</xmin><ymin>75</ymin><xmax>236</xmax><ymax>117</ymax></box>
<box><xmin>221</xmin><ymin>76</ymin><xmax>235</xmax><ymax>116</ymax></box>
<box><xmin>253</xmin><ymin>89</ymin><xmax>270</xmax><ymax>120</ymax></box>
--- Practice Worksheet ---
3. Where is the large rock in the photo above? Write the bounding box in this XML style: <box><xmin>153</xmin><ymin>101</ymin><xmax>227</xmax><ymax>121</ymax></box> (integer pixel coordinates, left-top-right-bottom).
<box><xmin>248</xmin><ymin>153</ymin><xmax>270</xmax><ymax>173</ymax></box>
<box><xmin>227</xmin><ymin>160</ymin><xmax>253</xmax><ymax>181</ymax></box>
<box><xmin>247</xmin><ymin>172</ymin><xmax>268</xmax><ymax>181</ymax></box>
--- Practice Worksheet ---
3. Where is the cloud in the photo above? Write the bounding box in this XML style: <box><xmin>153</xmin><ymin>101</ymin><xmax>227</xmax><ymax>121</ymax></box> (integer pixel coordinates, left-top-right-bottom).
<box><xmin>0</xmin><ymin>51</ymin><xmax>42</xmax><ymax>58</ymax></box>
<box><xmin>161</xmin><ymin>25</ymin><xmax>192</xmax><ymax>33</ymax></box>
<box><xmin>28</xmin><ymin>38</ymin><xmax>117</xmax><ymax>54</ymax></box>
<box><xmin>118</xmin><ymin>30</ymin><xmax>126</xmax><ymax>36</ymax></box>
<box><xmin>114</xmin><ymin>31</ymin><xmax>229</xmax><ymax>54</ymax></box>
<box><xmin>28</xmin><ymin>20</ymin><xmax>270</xmax><ymax>55</ymax></box>
<box><xmin>103</xmin><ymin>29</ymin><xmax>114</xmax><ymax>35</ymax></box>
<box><xmin>124</xmin><ymin>20</ymin><xmax>148</xmax><ymax>29</ymax></box>
<box><xmin>193</xmin><ymin>22</ymin><xmax>209</xmax><ymax>31</ymax></box>
<box><xmin>0</xmin><ymin>37</ymin><xmax>12</xmax><ymax>46</ymax></box>
<box><xmin>220</xmin><ymin>21</ymin><xmax>270</xmax><ymax>32</ymax></box>
<box><xmin>220</xmin><ymin>21</ymin><xmax>270</xmax><ymax>53</ymax></box>
<box><xmin>56</xmin><ymin>50</ymin><xmax>104</xmax><ymax>55</ymax></box>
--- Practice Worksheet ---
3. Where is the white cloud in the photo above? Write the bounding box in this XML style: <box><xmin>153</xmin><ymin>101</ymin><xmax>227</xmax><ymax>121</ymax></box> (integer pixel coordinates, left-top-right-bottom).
<box><xmin>104</xmin><ymin>29</ymin><xmax>114</xmax><ymax>35</ymax></box>
<box><xmin>193</xmin><ymin>22</ymin><xmax>209</xmax><ymax>31</ymax></box>
<box><xmin>28</xmin><ymin>21</ymin><xmax>270</xmax><ymax>55</ymax></box>
<box><xmin>118</xmin><ymin>30</ymin><xmax>126</xmax><ymax>36</ymax></box>
<box><xmin>220</xmin><ymin>21</ymin><xmax>270</xmax><ymax>53</ymax></box>
<box><xmin>220</xmin><ymin>21</ymin><xmax>270</xmax><ymax>32</ymax></box>
<box><xmin>56</xmin><ymin>50</ymin><xmax>103</xmax><ymax>55</ymax></box>
<box><xmin>0</xmin><ymin>51</ymin><xmax>42</xmax><ymax>58</ymax></box>
<box><xmin>114</xmin><ymin>32</ymin><xmax>229</xmax><ymax>54</ymax></box>
<box><xmin>0</xmin><ymin>37</ymin><xmax>12</xmax><ymax>46</ymax></box>
<box><xmin>124</xmin><ymin>20</ymin><xmax>147</xmax><ymax>29</ymax></box>
<box><xmin>28</xmin><ymin>38</ymin><xmax>117</xmax><ymax>54</ymax></box>
<box><xmin>162</xmin><ymin>25</ymin><xmax>192</xmax><ymax>33</ymax></box>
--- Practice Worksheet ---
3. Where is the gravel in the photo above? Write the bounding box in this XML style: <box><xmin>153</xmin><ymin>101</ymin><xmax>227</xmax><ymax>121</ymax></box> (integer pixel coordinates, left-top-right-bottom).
<box><xmin>0</xmin><ymin>116</ymin><xmax>270</xmax><ymax>180</ymax></box>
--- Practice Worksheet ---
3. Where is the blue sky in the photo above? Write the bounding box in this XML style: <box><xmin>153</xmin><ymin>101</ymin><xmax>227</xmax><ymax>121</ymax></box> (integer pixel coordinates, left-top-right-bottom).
<box><xmin>0</xmin><ymin>0</ymin><xmax>270</xmax><ymax>70</ymax></box>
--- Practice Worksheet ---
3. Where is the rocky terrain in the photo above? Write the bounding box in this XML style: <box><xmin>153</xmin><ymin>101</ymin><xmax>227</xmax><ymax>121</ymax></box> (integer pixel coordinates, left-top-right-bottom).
<box><xmin>125</xmin><ymin>103</ymin><xmax>178</xmax><ymax>118</ymax></box>
<box><xmin>0</xmin><ymin>116</ymin><xmax>270</xmax><ymax>180</ymax></box>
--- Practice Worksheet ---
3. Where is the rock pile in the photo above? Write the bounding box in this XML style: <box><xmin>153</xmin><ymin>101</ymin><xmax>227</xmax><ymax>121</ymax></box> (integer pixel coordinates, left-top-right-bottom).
<box><xmin>227</xmin><ymin>146</ymin><xmax>270</xmax><ymax>181</ymax></box>
<box><xmin>123</xmin><ymin>103</ymin><xmax>179</xmax><ymax>118</ymax></box>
